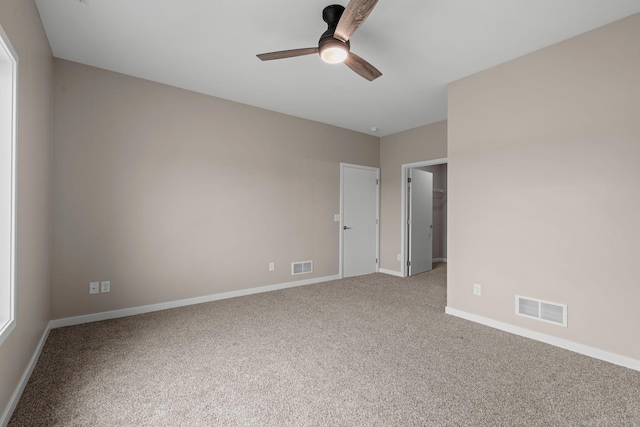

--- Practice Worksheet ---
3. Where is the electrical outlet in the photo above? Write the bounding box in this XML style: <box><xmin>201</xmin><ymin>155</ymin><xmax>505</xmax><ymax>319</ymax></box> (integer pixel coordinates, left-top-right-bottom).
<box><xmin>89</xmin><ymin>282</ymin><xmax>99</xmax><ymax>294</ymax></box>
<box><xmin>397</xmin><ymin>254</ymin><xmax>402</xmax><ymax>261</ymax></box>
<box><xmin>474</xmin><ymin>283</ymin><xmax>482</xmax><ymax>296</ymax></box>
<box><xmin>269</xmin><ymin>262</ymin><xmax>275</xmax><ymax>271</ymax></box>
<box><xmin>101</xmin><ymin>281</ymin><xmax>111</xmax><ymax>293</ymax></box>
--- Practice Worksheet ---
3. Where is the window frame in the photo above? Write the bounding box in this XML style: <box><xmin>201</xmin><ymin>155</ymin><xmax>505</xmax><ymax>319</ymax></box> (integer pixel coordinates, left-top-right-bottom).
<box><xmin>0</xmin><ymin>24</ymin><xmax>18</xmax><ymax>346</ymax></box>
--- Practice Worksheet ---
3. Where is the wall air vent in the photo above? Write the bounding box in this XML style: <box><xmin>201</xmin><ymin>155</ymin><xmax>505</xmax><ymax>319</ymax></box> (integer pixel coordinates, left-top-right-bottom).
<box><xmin>516</xmin><ymin>295</ymin><xmax>567</xmax><ymax>327</ymax></box>
<box><xmin>291</xmin><ymin>261</ymin><xmax>312</xmax><ymax>275</ymax></box>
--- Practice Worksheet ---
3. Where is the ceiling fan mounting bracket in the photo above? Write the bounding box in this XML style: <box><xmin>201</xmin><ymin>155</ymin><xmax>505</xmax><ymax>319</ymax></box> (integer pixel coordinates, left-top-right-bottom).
<box><xmin>323</xmin><ymin>4</ymin><xmax>345</xmax><ymax>24</ymax></box>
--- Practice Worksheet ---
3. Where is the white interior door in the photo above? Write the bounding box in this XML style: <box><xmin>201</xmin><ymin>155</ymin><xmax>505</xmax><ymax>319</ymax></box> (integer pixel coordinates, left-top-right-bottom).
<box><xmin>342</xmin><ymin>165</ymin><xmax>379</xmax><ymax>278</ymax></box>
<box><xmin>408</xmin><ymin>169</ymin><xmax>433</xmax><ymax>276</ymax></box>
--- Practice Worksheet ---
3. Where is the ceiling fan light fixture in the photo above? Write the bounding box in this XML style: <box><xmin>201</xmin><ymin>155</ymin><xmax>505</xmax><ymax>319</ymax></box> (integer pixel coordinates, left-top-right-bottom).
<box><xmin>319</xmin><ymin>40</ymin><xmax>348</xmax><ymax>64</ymax></box>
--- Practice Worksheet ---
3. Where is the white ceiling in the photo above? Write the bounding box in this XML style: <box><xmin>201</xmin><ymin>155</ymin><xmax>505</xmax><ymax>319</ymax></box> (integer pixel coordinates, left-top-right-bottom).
<box><xmin>35</xmin><ymin>0</ymin><xmax>640</xmax><ymax>137</ymax></box>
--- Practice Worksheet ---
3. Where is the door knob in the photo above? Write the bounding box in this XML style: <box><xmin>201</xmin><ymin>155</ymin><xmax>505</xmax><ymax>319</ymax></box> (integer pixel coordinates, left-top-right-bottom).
<box><xmin>343</xmin><ymin>226</ymin><xmax>352</xmax><ymax>230</ymax></box>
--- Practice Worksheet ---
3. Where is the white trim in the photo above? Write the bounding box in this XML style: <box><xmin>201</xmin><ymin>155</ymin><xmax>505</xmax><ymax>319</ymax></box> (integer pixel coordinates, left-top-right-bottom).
<box><xmin>400</xmin><ymin>158</ymin><xmax>447</xmax><ymax>277</ymax></box>
<box><xmin>445</xmin><ymin>306</ymin><xmax>640</xmax><ymax>372</ymax></box>
<box><xmin>50</xmin><ymin>274</ymin><xmax>340</xmax><ymax>329</ymax></box>
<box><xmin>432</xmin><ymin>258</ymin><xmax>447</xmax><ymax>263</ymax></box>
<box><xmin>378</xmin><ymin>268</ymin><xmax>403</xmax><ymax>277</ymax></box>
<box><xmin>339</xmin><ymin>163</ymin><xmax>380</xmax><ymax>278</ymax></box>
<box><xmin>339</xmin><ymin>165</ymin><xmax>344</xmax><ymax>278</ymax></box>
<box><xmin>1</xmin><ymin>326</ymin><xmax>50</xmax><ymax>427</ymax></box>
<box><xmin>0</xmin><ymin>24</ymin><xmax>18</xmax><ymax>347</ymax></box>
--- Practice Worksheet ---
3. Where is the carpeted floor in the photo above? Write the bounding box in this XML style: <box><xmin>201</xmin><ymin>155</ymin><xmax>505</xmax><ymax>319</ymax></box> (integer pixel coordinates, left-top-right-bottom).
<box><xmin>9</xmin><ymin>263</ymin><xmax>640</xmax><ymax>426</ymax></box>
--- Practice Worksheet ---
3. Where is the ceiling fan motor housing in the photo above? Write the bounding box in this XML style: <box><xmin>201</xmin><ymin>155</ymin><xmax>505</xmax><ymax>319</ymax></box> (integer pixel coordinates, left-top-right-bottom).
<box><xmin>319</xmin><ymin>4</ymin><xmax>350</xmax><ymax>58</ymax></box>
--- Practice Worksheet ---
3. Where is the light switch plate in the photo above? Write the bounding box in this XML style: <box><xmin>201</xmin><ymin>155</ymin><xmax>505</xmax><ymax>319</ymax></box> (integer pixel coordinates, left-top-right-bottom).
<box><xmin>334</xmin><ymin>214</ymin><xmax>340</xmax><ymax>222</ymax></box>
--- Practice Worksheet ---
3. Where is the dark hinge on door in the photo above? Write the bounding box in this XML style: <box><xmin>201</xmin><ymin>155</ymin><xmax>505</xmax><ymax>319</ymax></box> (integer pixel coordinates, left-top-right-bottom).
<box><xmin>408</xmin><ymin>177</ymin><xmax>412</xmax><ymax>183</ymax></box>
<box><xmin>376</xmin><ymin>179</ymin><xmax>379</xmax><ymax>185</ymax></box>
<box><xmin>376</xmin><ymin>258</ymin><xmax>378</xmax><ymax>264</ymax></box>
<box><xmin>407</xmin><ymin>261</ymin><xmax>411</xmax><ymax>267</ymax></box>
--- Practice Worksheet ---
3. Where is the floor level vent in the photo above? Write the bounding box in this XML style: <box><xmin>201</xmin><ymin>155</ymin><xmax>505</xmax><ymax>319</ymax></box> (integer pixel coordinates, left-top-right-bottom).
<box><xmin>291</xmin><ymin>261</ymin><xmax>312</xmax><ymax>275</ymax></box>
<box><xmin>516</xmin><ymin>295</ymin><xmax>567</xmax><ymax>327</ymax></box>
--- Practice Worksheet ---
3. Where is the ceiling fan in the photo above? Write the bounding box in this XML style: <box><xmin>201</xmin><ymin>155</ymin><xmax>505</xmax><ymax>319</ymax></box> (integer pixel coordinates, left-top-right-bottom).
<box><xmin>256</xmin><ymin>0</ymin><xmax>382</xmax><ymax>81</ymax></box>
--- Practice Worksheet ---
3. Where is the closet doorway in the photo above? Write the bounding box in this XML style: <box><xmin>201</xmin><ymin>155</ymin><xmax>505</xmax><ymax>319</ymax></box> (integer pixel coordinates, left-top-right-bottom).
<box><xmin>401</xmin><ymin>159</ymin><xmax>448</xmax><ymax>277</ymax></box>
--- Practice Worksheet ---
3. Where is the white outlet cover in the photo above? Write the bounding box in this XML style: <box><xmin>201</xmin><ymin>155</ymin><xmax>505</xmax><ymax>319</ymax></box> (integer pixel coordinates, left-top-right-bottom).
<box><xmin>269</xmin><ymin>262</ymin><xmax>275</xmax><ymax>271</ymax></box>
<box><xmin>474</xmin><ymin>283</ymin><xmax>482</xmax><ymax>296</ymax></box>
<box><xmin>334</xmin><ymin>214</ymin><xmax>340</xmax><ymax>222</ymax></box>
<box><xmin>101</xmin><ymin>281</ymin><xmax>111</xmax><ymax>293</ymax></box>
<box><xmin>397</xmin><ymin>254</ymin><xmax>402</xmax><ymax>261</ymax></box>
<box><xmin>89</xmin><ymin>282</ymin><xmax>99</xmax><ymax>294</ymax></box>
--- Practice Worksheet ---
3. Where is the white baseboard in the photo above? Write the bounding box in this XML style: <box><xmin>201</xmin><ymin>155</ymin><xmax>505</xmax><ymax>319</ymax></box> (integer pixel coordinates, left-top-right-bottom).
<box><xmin>379</xmin><ymin>264</ymin><xmax>446</xmax><ymax>278</ymax></box>
<box><xmin>1</xmin><ymin>326</ymin><xmax>50</xmax><ymax>427</ymax></box>
<box><xmin>379</xmin><ymin>268</ymin><xmax>403</xmax><ymax>277</ymax></box>
<box><xmin>445</xmin><ymin>306</ymin><xmax>640</xmax><ymax>372</ymax></box>
<box><xmin>50</xmin><ymin>274</ymin><xmax>341</xmax><ymax>329</ymax></box>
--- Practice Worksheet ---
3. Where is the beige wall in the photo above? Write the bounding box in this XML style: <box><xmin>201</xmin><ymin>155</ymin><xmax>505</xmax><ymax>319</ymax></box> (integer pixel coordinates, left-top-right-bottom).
<box><xmin>51</xmin><ymin>59</ymin><xmax>379</xmax><ymax>319</ymax></box>
<box><xmin>0</xmin><ymin>0</ymin><xmax>52</xmax><ymax>420</ymax></box>
<box><xmin>379</xmin><ymin>121</ymin><xmax>447</xmax><ymax>272</ymax></box>
<box><xmin>448</xmin><ymin>13</ymin><xmax>640</xmax><ymax>359</ymax></box>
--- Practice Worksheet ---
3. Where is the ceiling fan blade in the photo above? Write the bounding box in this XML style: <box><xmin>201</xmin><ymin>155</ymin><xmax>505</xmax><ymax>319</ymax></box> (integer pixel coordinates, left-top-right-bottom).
<box><xmin>257</xmin><ymin>48</ymin><xmax>319</xmax><ymax>61</ymax></box>
<box><xmin>334</xmin><ymin>0</ymin><xmax>379</xmax><ymax>42</ymax></box>
<box><xmin>344</xmin><ymin>52</ymin><xmax>382</xmax><ymax>81</ymax></box>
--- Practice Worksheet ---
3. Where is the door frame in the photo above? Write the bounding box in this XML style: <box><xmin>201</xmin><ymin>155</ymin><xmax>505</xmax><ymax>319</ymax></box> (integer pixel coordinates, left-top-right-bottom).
<box><xmin>340</xmin><ymin>163</ymin><xmax>380</xmax><ymax>278</ymax></box>
<box><xmin>400</xmin><ymin>158</ymin><xmax>447</xmax><ymax>277</ymax></box>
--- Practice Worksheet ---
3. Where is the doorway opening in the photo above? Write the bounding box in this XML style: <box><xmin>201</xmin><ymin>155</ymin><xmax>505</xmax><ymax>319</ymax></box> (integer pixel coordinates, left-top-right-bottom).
<box><xmin>401</xmin><ymin>158</ymin><xmax>447</xmax><ymax>277</ymax></box>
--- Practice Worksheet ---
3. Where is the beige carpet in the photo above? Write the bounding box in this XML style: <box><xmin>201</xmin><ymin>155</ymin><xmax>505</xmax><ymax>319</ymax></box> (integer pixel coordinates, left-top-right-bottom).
<box><xmin>9</xmin><ymin>263</ymin><xmax>640</xmax><ymax>426</ymax></box>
